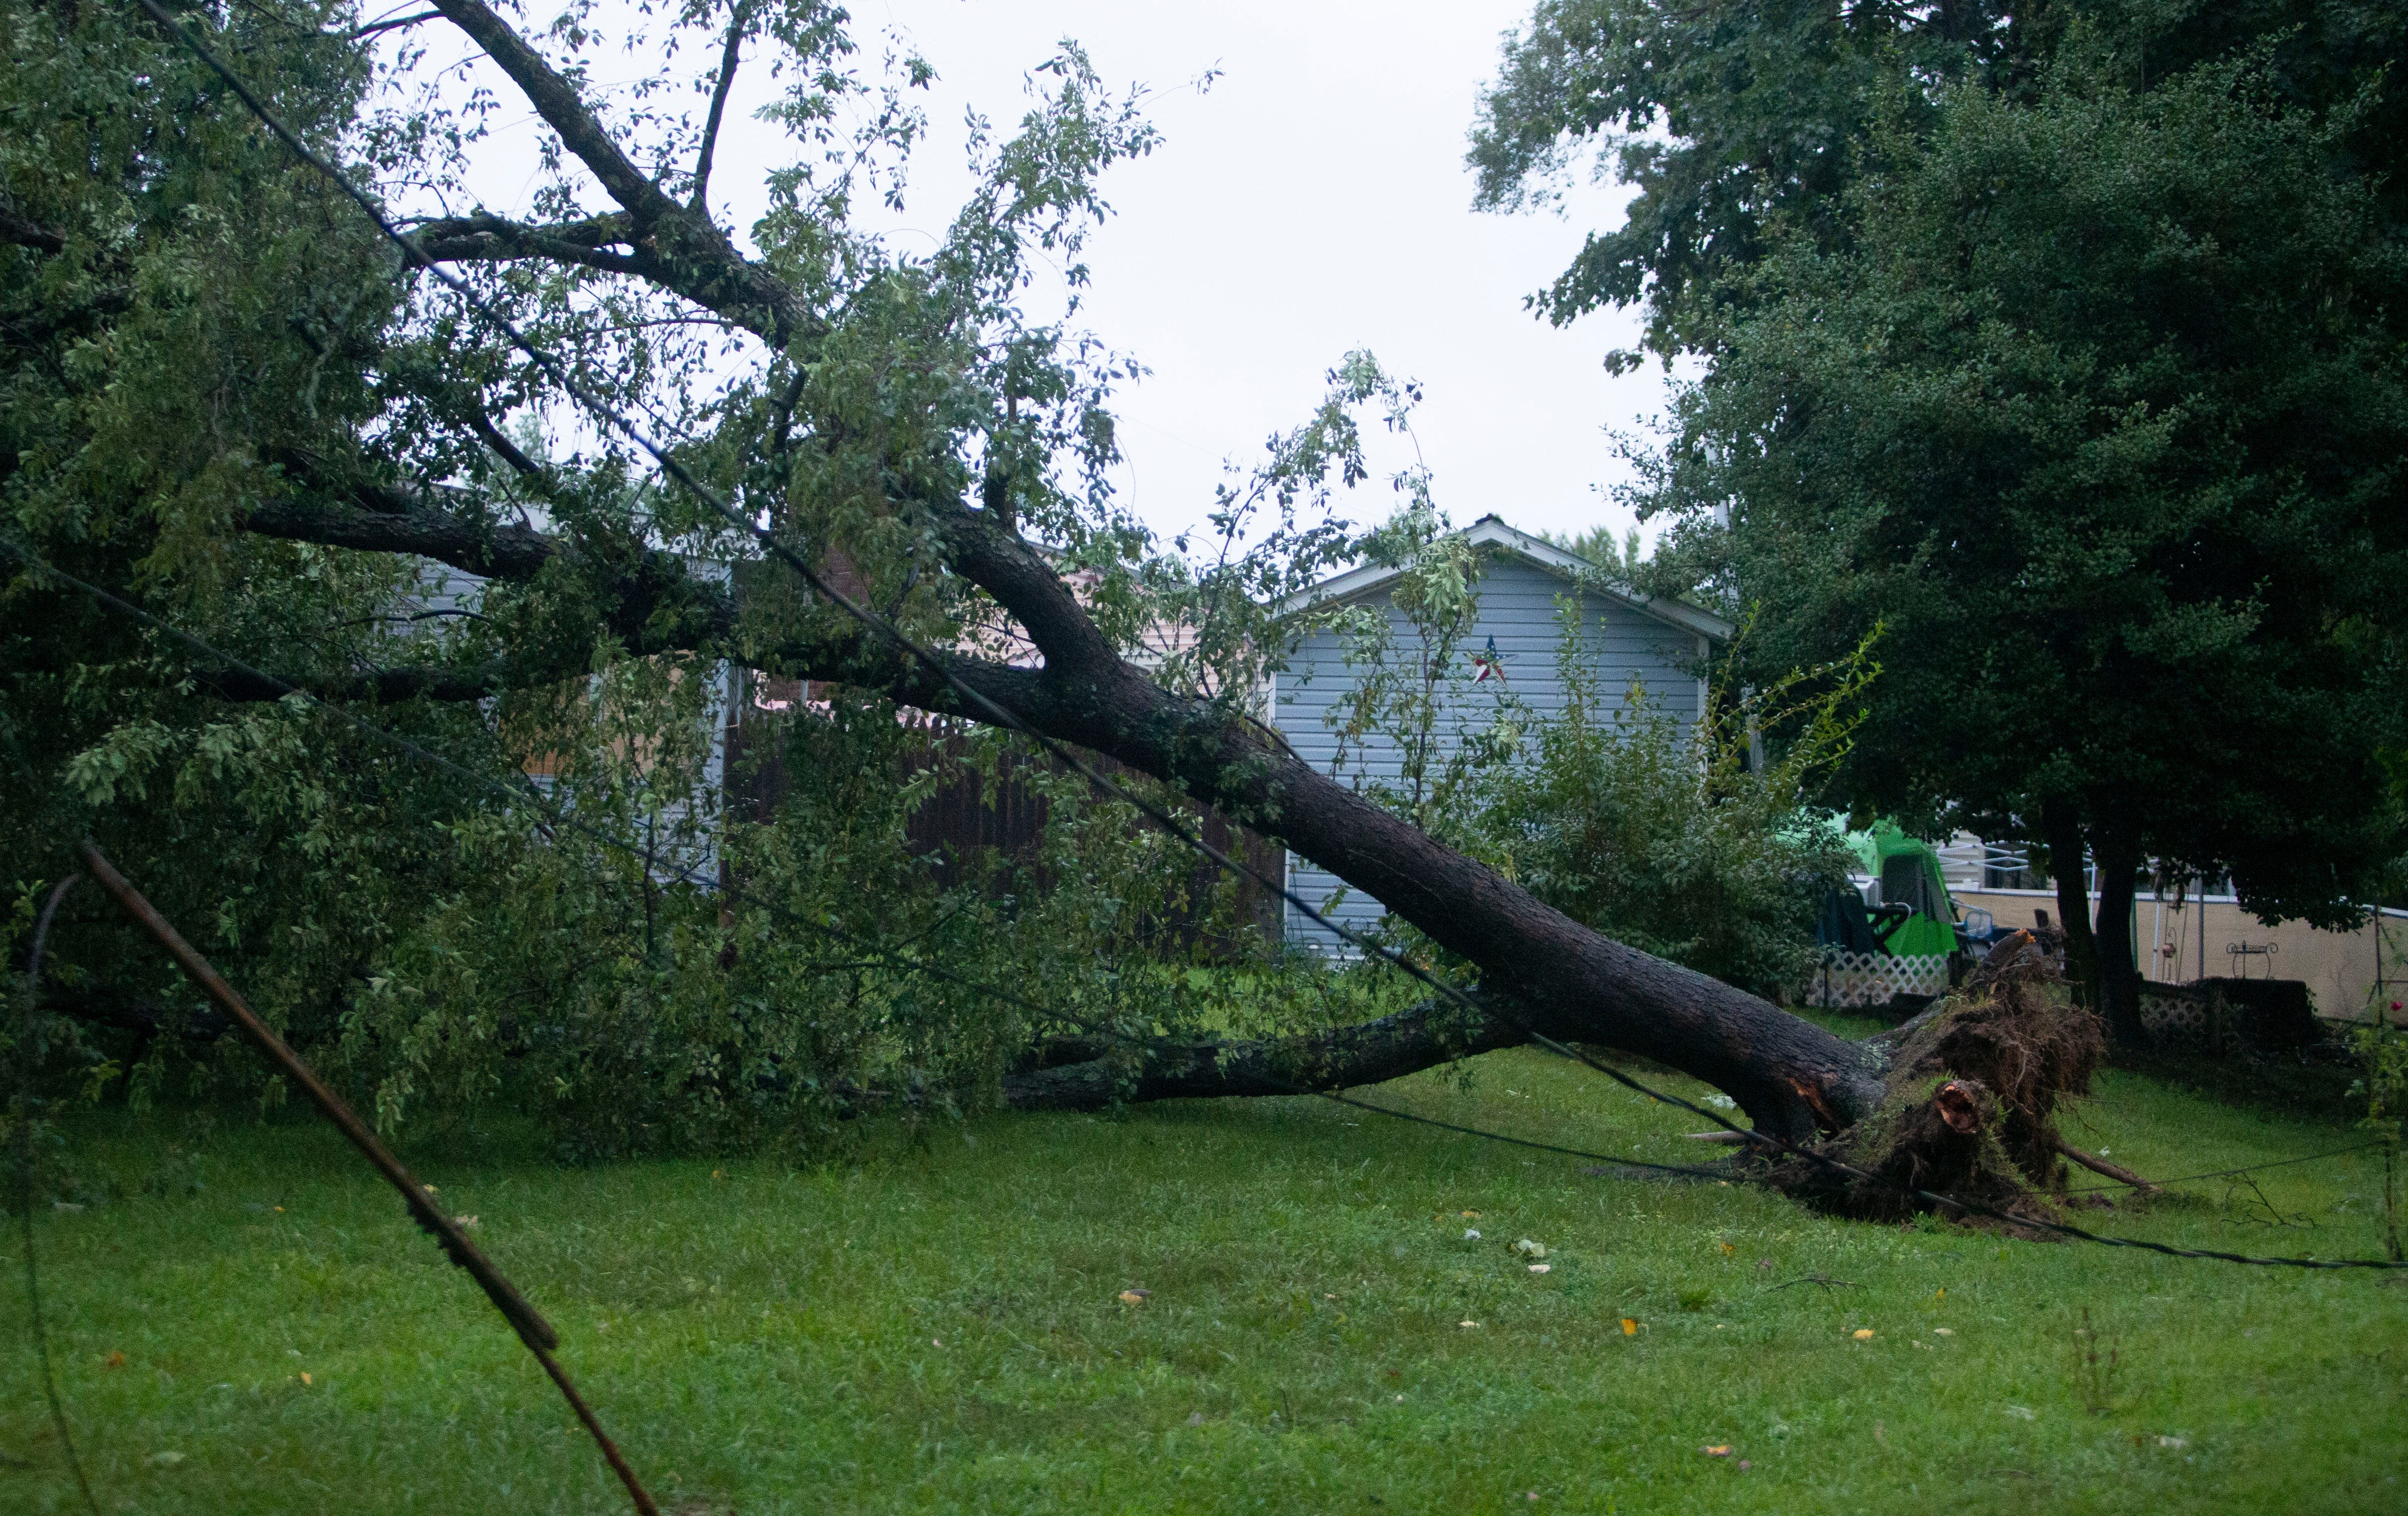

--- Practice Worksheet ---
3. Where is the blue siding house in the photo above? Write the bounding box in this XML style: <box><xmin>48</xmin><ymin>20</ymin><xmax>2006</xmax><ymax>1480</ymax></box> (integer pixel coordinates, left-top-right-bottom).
<box><xmin>1271</xmin><ymin>516</ymin><xmax>1731</xmax><ymax>952</ymax></box>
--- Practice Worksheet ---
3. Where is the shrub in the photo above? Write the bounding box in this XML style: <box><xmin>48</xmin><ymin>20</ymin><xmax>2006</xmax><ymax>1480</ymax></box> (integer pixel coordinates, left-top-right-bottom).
<box><xmin>1460</xmin><ymin>602</ymin><xmax>1870</xmax><ymax>997</ymax></box>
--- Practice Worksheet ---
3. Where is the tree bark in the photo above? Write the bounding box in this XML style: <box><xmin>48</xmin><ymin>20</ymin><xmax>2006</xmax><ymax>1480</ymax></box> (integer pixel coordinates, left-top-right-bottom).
<box><xmin>826</xmin><ymin>509</ymin><xmax>1891</xmax><ymax>1139</ymax></box>
<box><xmin>2089</xmin><ymin>834</ymin><xmax>2148</xmax><ymax>1047</ymax></box>
<box><xmin>995</xmin><ymin>995</ymin><xmax>1529</xmax><ymax>1110</ymax></box>
<box><xmin>2055</xmin><ymin>1136</ymin><xmax>2159</xmax><ymax>1193</ymax></box>
<box><xmin>2042</xmin><ymin>799</ymin><xmax>2099</xmax><ymax>1002</ymax></box>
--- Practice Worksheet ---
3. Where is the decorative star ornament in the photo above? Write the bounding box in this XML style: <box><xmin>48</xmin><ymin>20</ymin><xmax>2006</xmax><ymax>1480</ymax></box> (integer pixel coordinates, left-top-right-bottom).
<box><xmin>1470</xmin><ymin>635</ymin><xmax>1506</xmax><ymax>684</ymax></box>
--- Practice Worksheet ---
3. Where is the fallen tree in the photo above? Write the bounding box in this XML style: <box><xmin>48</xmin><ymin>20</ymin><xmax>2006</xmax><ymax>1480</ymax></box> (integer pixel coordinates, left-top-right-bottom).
<box><xmin>994</xmin><ymin>933</ymin><xmax>2112</xmax><ymax>1223</ymax></box>
<box><xmin>2</xmin><ymin>2</ymin><xmax>2109</xmax><ymax>1210</ymax></box>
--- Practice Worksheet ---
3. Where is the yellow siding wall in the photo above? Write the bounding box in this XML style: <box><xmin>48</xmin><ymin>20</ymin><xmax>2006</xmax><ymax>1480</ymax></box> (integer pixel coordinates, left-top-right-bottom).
<box><xmin>1955</xmin><ymin>889</ymin><xmax>2408</xmax><ymax>1024</ymax></box>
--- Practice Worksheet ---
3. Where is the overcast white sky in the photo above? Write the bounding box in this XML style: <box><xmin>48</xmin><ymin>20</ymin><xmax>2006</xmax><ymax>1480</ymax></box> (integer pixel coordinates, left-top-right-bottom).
<box><xmin>435</xmin><ymin>1</ymin><xmax>1673</xmax><ymax>554</ymax></box>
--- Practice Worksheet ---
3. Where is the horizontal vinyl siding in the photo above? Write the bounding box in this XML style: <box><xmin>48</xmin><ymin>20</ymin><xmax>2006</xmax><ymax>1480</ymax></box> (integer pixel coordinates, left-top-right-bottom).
<box><xmin>1274</xmin><ymin>555</ymin><xmax>1703</xmax><ymax>953</ymax></box>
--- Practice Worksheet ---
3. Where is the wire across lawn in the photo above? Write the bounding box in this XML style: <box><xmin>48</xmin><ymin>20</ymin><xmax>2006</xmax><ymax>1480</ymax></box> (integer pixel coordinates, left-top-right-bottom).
<box><xmin>6</xmin><ymin>1044</ymin><xmax>2404</xmax><ymax>1515</ymax></box>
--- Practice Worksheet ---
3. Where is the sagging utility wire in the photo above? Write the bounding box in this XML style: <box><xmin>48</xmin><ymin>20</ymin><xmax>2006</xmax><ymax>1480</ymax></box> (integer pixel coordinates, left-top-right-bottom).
<box><xmin>13</xmin><ymin>874</ymin><xmax>101</xmax><ymax>1516</ymax></box>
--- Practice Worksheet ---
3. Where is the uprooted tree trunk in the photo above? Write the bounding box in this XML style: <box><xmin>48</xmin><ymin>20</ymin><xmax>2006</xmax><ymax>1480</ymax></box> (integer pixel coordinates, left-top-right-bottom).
<box><xmin>19</xmin><ymin>0</ymin><xmax>2111</xmax><ymax>1214</ymax></box>
<box><xmin>1002</xmin><ymin>932</ymin><xmax>2110</xmax><ymax>1223</ymax></box>
<box><xmin>216</xmin><ymin>472</ymin><xmax>1896</xmax><ymax>1143</ymax></box>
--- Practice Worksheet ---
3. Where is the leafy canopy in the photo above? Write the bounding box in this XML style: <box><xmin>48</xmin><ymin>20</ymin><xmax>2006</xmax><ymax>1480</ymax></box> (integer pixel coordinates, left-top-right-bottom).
<box><xmin>0</xmin><ymin>2</ymin><xmax>1442</xmax><ymax>1151</ymax></box>
<box><xmin>1471</xmin><ymin>1</ymin><xmax>2408</xmax><ymax>363</ymax></box>
<box><xmin>1634</xmin><ymin>52</ymin><xmax>2408</xmax><ymax>927</ymax></box>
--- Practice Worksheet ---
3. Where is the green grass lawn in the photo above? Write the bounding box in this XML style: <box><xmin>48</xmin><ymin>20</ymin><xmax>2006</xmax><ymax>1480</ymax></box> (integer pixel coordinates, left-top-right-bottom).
<box><xmin>7</xmin><ymin>1044</ymin><xmax>2405</xmax><ymax>1515</ymax></box>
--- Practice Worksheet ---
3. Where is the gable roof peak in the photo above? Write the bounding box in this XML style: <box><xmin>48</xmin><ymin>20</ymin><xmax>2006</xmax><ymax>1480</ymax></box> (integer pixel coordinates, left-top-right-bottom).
<box><xmin>1276</xmin><ymin>515</ymin><xmax>1731</xmax><ymax>642</ymax></box>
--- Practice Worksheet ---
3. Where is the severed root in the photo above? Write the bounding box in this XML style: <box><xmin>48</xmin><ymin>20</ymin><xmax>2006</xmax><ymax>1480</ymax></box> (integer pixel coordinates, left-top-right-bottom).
<box><xmin>1932</xmin><ymin>1079</ymin><xmax>1984</xmax><ymax>1134</ymax></box>
<box><xmin>2054</xmin><ymin>1136</ymin><xmax>2161</xmax><ymax>1194</ymax></box>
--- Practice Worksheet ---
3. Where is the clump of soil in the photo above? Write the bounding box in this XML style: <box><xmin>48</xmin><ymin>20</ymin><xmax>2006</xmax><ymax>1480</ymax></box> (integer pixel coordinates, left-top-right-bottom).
<box><xmin>1881</xmin><ymin>944</ymin><xmax>2105</xmax><ymax>1186</ymax></box>
<box><xmin>1771</xmin><ymin>936</ymin><xmax>2105</xmax><ymax>1227</ymax></box>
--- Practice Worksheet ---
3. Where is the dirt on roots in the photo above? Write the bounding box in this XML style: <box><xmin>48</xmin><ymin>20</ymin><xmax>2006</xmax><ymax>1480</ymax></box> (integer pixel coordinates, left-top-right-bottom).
<box><xmin>1775</xmin><ymin>938</ymin><xmax>2106</xmax><ymax>1227</ymax></box>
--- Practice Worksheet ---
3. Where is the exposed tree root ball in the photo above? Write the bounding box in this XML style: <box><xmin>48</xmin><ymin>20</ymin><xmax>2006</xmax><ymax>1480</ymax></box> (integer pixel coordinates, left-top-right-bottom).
<box><xmin>1766</xmin><ymin>1072</ymin><xmax>2052</xmax><ymax>1226</ymax></box>
<box><xmin>1768</xmin><ymin>935</ymin><xmax>2105</xmax><ymax>1226</ymax></box>
<box><xmin>1877</xmin><ymin>943</ymin><xmax>2105</xmax><ymax>1184</ymax></box>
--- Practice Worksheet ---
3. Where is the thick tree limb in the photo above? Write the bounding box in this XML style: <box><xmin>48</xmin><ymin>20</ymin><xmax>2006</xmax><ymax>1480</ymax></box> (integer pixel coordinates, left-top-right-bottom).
<box><xmin>222</xmin><ymin>472</ymin><xmax>731</xmax><ymax>698</ymax></box>
<box><xmin>222</xmin><ymin>477</ymin><xmax>1036</xmax><ymax>711</ymax></box>
<box><xmin>455</xmin><ymin>402</ymin><xmax>548</xmax><ymax>483</ymax></box>
<box><xmin>2056</xmin><ymin>1136</ymin><xmax>2161</xmax><ymax>1193</ymax></box>
<box><xmin>411</xmin><ymin>211</ymin><xmax>653</xmax><ymax>281</ymax></box>
<box><xmin>0</xmin><ymin>203</ymin><xmax>65</xmax><ymax>254</ymax></box>
<box><xmin>998</xmin><ymin>996</ymin><xmax>1527</xmax><ymax>1111</ymax></box>
<box><xmin>248</xmin><ymin>457</ymin><xmax>710</xmax><ymax>652</ymax></box>
<box><xmin>188</xmin><ymin>657</ymin><xmax>548</xmax><ymax>704</ymax></box>
<box><xmin>429</xmin><ymin>0</ymin><xmax>676</xmax><ymax>224</ymax></box>
<box><xmin>996</xmin><ymin>678</ymin><xmax>1880</xmax><ymax>1135</ymax></box>
<box><xmin>241</xmin><ymin>486</ymin><xmax>561</xmax><ymax>581</ymax></box>
<box><xmin>3</xmin><ymin>605</ymin><xmax>553</xmax><ymax>705</ymax></box>
<box><xmin>350</xmin><ymin>10</ymin><xmax>440</xmax><ymax>40</ymax></box>
<box><xmin>690</xmin><ymin>5</ymin><xmax>747</xmax><ymax>212</ymax></box>
<box><xmin>425</xmin><ymin>0</ymin><xmax>811</xmax><ymax>343</ymax></box>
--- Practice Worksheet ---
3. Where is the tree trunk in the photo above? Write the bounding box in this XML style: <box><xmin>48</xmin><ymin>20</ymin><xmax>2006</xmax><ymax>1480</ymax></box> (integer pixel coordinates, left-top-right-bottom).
<box><xmin>2042</xmin><ymin>799</ymin><xmax>2099</xmax><ymax>1001</ymax></box>
<box><xmin>959</xmin><ymin>638</ymin><xmax>1890</xmax><ymax>1141</ymax></box>
<box><xmin>2088</xmin><ymin>836</ymin><xmax>2148</xmax><ymax>1047</ymax></box>
<box><xmin>995</xmin><ymin>995</ymin><xmax>1529</xmax><ymax>1110</ymax></box>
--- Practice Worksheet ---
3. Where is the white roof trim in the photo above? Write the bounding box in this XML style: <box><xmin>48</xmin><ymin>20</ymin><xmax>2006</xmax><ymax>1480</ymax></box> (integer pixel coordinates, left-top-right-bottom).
<box><xmin>1272</xmin><ymin>514</ymin><xmax>1733</xmax><ymax>642</ymax></box>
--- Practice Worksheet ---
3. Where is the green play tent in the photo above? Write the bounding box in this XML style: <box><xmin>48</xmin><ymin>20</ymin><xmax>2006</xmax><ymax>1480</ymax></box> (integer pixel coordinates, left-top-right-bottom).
<box><xmin>1843</xmin><ymin>823</ymin><xmax>1960</xmax><ymax>957</ymax></box>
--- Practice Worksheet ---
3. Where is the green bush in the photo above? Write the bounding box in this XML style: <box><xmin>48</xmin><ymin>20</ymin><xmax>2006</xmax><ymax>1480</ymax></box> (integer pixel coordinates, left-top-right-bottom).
<box><xmin>1462</xmin><ymin>602</ymin><xmax>1868</xmax><ymax>997</ymax></box>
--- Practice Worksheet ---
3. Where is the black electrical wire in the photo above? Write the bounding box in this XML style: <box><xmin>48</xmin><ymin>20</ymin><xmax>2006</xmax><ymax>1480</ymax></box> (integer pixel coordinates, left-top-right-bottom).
<box><xmin>13</xmin><ymin>874</ymin><xmax>101</xmax><ymax>1516</ymax></box>
<box><xmin>1319</xmin><ymin>1091</ymin><xmax>1735</xmax><ymax>1180</ymax></box>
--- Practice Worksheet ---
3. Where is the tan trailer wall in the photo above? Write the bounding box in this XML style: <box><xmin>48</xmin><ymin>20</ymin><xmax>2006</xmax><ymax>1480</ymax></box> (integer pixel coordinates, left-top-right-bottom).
<box><xmin>1953</xmin><ymin>890</ymin><xmax>2408</xmax><ymax>1024</ymax></box>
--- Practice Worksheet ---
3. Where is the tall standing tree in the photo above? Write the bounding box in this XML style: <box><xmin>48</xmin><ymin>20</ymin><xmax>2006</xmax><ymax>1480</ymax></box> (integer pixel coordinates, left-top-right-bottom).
<box><xmin>1646</xmin><ymin>59</ymin><xmax>2406</xmax><ymax>1038</ymax></box>
<box><xmin>1473</xmin><ymin>3</ymin><xmax>2408</xmax><ymax>1036</ymax></box>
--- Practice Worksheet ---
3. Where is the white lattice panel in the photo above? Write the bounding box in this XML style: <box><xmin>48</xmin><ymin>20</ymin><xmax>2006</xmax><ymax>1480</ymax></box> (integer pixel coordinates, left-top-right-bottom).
<box><xmin>1807</xmin><ymin>952</ymin><xmax>1950</xmax><ymax>1010</ymax></box>
<box><xmin>2141</xmin><ymin>990</ymin><xmax>2210</xmax><ymax>1044</ymax></box>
